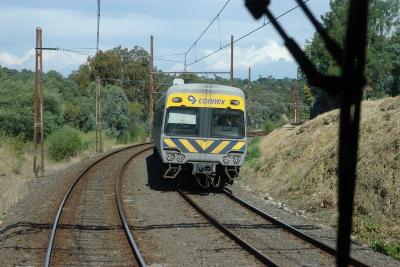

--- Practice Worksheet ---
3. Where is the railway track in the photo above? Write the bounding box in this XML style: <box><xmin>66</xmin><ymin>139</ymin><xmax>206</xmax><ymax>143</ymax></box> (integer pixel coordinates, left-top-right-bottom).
<box><xmin>247</xmin><ymin>130</ymin><xmax>271</xmax><ymax>137</ymax></box>
<box><xmin>43</xmin><ymin>142</ymin><xmax>370</xmax><ymax>266</ymax></box>
<box><xmin>178</xmin><ymin>187</ymin><xmax>369</xmax><ymax>267</ymax></box>
<box><xmin>45</xmin><ymin>143</ymin><xmax>153</xmax><ymax>267</ymax></box>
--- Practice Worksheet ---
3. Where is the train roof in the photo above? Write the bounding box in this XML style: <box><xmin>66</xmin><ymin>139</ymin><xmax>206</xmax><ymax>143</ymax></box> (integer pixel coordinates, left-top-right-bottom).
<box><xmin>165</xmin><ymin>83</ymin><xmax>244</xmax><ymax>97</ymax></box>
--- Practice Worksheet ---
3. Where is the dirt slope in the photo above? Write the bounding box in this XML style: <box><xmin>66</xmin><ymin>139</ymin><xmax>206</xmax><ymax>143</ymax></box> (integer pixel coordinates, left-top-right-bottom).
<box><xmin>241</xmin><ymin>96</ymin><xmax>400</xmax><ymax>257</ymax></box>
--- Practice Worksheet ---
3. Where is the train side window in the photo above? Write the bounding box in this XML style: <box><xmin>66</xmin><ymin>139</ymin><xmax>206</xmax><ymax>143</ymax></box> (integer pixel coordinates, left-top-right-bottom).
<box><xmin>165</xmin><ymin>107</ymin><xmax>199</xmax><ymax>136</ymax></box>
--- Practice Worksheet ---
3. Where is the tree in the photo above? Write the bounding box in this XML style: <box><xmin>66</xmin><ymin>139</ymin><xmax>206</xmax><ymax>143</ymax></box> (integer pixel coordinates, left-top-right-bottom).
<box><xmin>389</xmin><ymin>28</ymin><xmax>400</xmax><ymax>96</ymax></box>
<box><xmin>101</xmin><ymin>85</ymin><xmax>129</xmax><ymax>138</ymax></box>
<box><xmin>303</xmin><ymin>0</ymin><xmax>400</xmax><ymax>116</ymax></box>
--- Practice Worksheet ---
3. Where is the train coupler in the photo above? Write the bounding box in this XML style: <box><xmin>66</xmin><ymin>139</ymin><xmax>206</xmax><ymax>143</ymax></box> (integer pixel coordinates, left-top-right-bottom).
<box><xmin>163</xmin><ymin>164</ymin><xmax>182</xmax><ymax>179</ymax></box>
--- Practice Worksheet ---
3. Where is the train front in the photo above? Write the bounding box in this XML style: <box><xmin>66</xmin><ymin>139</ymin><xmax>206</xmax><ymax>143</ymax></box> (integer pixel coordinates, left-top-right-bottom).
<box><xmin>160</xmin><ymin>84</ymin><xmax>247</xmax><ymax>188</ymax></box>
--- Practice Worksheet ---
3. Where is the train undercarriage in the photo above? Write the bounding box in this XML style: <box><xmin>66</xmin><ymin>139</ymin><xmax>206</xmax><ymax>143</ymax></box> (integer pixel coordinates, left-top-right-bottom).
<box><xmin>162</xmin><ymin>162</ymin><xmax>239</xmax><ymax>188</ymax></box>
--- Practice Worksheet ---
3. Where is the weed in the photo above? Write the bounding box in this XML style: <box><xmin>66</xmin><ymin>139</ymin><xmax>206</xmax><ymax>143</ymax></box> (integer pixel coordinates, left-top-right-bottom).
<box><xmin>371</xmin><ymin>240</ymin><xmax>400</xmax><ymax>260</ymax></box>
<box><xmin>288</xmin><ymin>174</ymin><xmax>302</xmax><ymax>191</ymax></box>
<box><xmin>245</xmin><ymin>137</ymin><xmax>261</xmax><ymax>162</ymax></box>
<box><xmin>353</xmin><ymin>215</ymin><xmax>380</xmax><ymax>241</ymax></box>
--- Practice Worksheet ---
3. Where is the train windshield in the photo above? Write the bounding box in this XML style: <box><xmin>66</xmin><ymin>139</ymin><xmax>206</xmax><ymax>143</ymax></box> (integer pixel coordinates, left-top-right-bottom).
<box><xmin>211</xmin><ymin>109</ymin><xmax>244</xmax><ymax>139</ymax></box>
<box><xmin>165</xmin><ymin>107</ymin><xmax>199</xmax><ymax>136</ymax></box>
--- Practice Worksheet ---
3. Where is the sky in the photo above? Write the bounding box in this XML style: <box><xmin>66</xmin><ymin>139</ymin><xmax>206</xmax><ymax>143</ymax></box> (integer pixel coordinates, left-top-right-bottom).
<box><xmin>0</xmin><ymin>0</ymin><xmax>330</xmax><ymax>79</ymax></box>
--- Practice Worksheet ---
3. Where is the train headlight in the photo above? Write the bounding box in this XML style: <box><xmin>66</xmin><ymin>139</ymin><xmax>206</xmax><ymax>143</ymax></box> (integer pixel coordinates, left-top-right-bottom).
<box><xmin>166</xmin><ymin>153</ymin><xmax>175</xmax><ymax>161</ymax></box>
<box><xmin>176</xmin><ymin>154</ymin><xmax>185</xmax><ymax>162</ymax></box>
<box><xmin>222</xmin><ymin>156</ymin><xmax>231</xmax><ymax>164</ymax></box>
<box><xmin>172</xmin><ymin>97</ymin><xmax>183</xmax><ymax>103</ymax></box>
<box><xmin>232</xmin><ymin>156</ymin><xmax>241</xmax><ymax>164</ymax></box>
<box><xmin>230</xmin><ymin>100</ymin><xmax>240</xmax><ymax>106</ymax></box>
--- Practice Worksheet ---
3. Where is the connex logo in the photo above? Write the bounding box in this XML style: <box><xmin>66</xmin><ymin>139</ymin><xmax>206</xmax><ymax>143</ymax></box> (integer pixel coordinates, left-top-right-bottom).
<box><xmin>188</xmin><ymin>95</ymin><xmax>196</xmax><ymax>104</ymax></box>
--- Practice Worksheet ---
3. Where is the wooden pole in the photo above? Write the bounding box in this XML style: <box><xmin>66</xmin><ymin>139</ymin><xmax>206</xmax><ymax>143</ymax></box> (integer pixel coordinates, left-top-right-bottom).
<box><xmin>33</xmin><ymin>28</ymin><xmax>39</xmax><ymax>177</ymax></box>
<box><xmin>230</xmin><ymin>35</ymin><xmax>234</xmax><ymax>85</ymax></box>
<box><xmin>95</xmin><ymin>0</ymin><xmax>102</xmax><ymax>153</ymax></box>
<box><xmin>33</xmin><ymin>27</ymin><xmax>44</xmax><ymax>177</ymax></box>
<box><xmin>291</xmin><ymin>80</ymin><xmax>300</xmax><ymax>124</ymax></box>
<box><xmin>39</xmin><ymin>28</ymin><xmax>44</xmax><ymax>176</ymax></box>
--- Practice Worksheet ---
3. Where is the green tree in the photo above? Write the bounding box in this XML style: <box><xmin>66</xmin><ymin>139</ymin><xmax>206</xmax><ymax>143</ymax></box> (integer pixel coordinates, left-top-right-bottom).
<box><xmin>304</xmin><ymin>0</ymin><xmax>400</xmax><ymax>116</ymax></box>
<box><xmin>102</xmin><ymin>85</ymin><xmax>129</xmax><ymax>137</ymax></box>
<box><xmin>389</xmin><ymin>28</ymin><xmax>400</xmax><ymax>96</ymax></box>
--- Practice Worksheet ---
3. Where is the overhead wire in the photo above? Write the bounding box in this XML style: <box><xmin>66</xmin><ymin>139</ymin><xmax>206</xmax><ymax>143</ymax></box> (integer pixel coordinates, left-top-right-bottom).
<box><xmin>154</xmin><ymin>57</ymin><xmax>184</xmax><ymax>63</ymax></box>
<box><xmin>186</xmin><ymin>0</ymin><xmax>310</xmax><ymax>67</ymax></box>
<box><xmin>156</xmin><ymin>52</ymin><xmax>186</xmax><ymax>58</ymax></box>
<box><xmin>185</xmin><ymin>0</ymin><xmax>232</xmax><ymax>56</ymax></box>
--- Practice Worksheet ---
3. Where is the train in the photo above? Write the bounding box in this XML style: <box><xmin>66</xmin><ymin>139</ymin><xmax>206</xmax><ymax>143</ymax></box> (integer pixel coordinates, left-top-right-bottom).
<box><xmin>152</xmin><ymin>79</ymin><xmax>247</xmax><ymax>188</ymax></box>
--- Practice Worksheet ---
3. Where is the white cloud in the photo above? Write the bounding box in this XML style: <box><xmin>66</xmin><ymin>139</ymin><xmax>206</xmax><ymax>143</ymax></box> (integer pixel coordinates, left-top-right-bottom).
<box><xmin>0</xmin><ymin>50</ymin><xmax>35</xmax><ymax>66</ymax></box>
<box><xmin>0</xmin><ymin>49</ymin><xmax>88</xmax><ymax>73</ymax></box>
<box><xmin>202</xmin><ymin>39</ymin><xmax>293</xmax><ymax>71</ymax></box>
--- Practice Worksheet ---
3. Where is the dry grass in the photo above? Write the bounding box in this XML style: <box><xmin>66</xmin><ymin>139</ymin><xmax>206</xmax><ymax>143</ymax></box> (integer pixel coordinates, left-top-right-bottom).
<box><xmin>0</xmin><ymin>132</ymin><xmax>134</xmax><ymax>216</ymax></box>
<box><xmin>241</xmin><ymin>96</ymin><xmax>400</xmax><ymax>257</ymax></box>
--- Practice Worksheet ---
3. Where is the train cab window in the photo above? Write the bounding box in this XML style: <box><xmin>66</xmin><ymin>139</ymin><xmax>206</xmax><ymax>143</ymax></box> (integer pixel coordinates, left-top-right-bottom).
<box><xmin>165</xmin><ymin>107</ymin><xmax>199</xmax><ymax>136</ymax></box>
<box><xmin>211</xmin><ymin>109</ymin><xmax>244</xmax><ymax>139</ymax></box>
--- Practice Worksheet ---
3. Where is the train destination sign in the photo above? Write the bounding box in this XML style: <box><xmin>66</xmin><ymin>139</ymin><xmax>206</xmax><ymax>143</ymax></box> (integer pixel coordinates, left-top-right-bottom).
<box><xmin>167</xmin><ymin>93</ymin><xmax>244</xmax><ymax>110</ymax></box>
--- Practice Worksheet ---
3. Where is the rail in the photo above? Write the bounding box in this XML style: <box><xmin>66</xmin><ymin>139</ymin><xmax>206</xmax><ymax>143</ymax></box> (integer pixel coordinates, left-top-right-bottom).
<box><xmin>45</xmin><ymin>142</ymin><xmax>153</xmax><ymax>267</ymax></box>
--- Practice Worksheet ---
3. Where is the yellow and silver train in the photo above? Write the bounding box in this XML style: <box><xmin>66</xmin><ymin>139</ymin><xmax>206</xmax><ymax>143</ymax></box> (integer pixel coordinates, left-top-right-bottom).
<box><xmin>152</xmin><ymin>80</ymin><xmax>247</xmax><ymax>188</ymax></box>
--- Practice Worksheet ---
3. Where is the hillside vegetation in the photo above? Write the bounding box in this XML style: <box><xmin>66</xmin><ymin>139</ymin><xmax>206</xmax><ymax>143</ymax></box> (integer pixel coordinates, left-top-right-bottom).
<box><xmin>241</xmin><ymin>96</ymin><xmax>400</xmax><ymax>260</ymax></box>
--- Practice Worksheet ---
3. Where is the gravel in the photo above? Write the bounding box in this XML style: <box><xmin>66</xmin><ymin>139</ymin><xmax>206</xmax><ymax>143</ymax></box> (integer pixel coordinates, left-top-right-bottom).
<box><xmin>121</xmin><ymin>151</ymin><xmax>261</xmax><ymax>266</ymax></box>
<box><xmin>1</xmin><ymin>146</ymin><xmax>398</xmax><ymax>266</ymax></box>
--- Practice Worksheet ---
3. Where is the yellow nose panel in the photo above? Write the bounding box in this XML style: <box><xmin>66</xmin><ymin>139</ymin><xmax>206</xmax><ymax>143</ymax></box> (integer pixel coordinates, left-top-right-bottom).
<box><xmin>232</xmin><ymin>141</ymin><xmax>245</xmax><ymax>151</ymax></box>
<box><xmin>163</xmin><ymin>138</ymin><xmax>177</xmax><ymax>148</ymax></box>
<box><xmin>211</xmin><ymin>140</ymin><xmax>231</xmax><ymax>154</ymax></box>
<box><xmin>195</xmin><ymin>140</ymin><xmax>214</xmax><ymax>150</ymax></box>
<box><xmin>179</xmin><ymin>139</ymin><xmax>198</xmax><ymax>153</ymax></box>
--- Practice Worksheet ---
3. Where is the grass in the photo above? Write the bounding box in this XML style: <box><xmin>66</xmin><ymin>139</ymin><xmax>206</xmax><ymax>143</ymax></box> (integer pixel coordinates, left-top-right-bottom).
<box><xmin>0</xmin><ymin>128</ymin><xmax>144</xmax><ymax>214</ymax></box>
<box><xmin>371</xmin><ymin>240</ymin><xmax>400</xmax><ymax>260</ymax></box>
<box><xmin>245</xmin><ymin>137</ymin><xmax>262</xmax><ymax>170</ymax></box>
<box><xmin>353</xmin><ymin>215</ymin><xmax>400</xmax><ymax>260</ymax></box>
<box><xmin>291</xmin><ymin>174</ymin><xmax>302</xmax><ymax>191</ymax></box>
<box><xmin>245</xmin><ymin>137</ymin><xmax>261</xmax><ymax>162</ymax></box>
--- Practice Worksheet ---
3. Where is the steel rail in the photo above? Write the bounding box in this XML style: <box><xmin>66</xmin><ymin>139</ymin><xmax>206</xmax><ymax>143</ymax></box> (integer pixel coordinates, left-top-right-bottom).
<box><xmin>222</xmin><ymin>189</ymin><xmax>369</xmax><ymax>267</ymax></box>
<box><xmin>177</xmin><ymin>188</ymin><xmax>280</xmax><ymax>267</ymax></box>
<box><xmin>115</xmin><ymin>144</ymin><xmax>154</xmax><ymax>267</ymax></box>
<box><xmin>45</xmin><ymin>142</ymin><xmax>154</xmax><ymax>267</ymax></box>
<box><xmin>247</xmin><ymin>130</ymin><xmax>271</xmax><ymax>137</ymax></box>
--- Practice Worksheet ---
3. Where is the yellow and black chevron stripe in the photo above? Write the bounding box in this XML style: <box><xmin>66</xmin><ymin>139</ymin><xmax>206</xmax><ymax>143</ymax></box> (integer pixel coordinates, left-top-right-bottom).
<box><xmin>163</xmin><ymin>138</ymin><xmax>246</xmax><ymax>154</ymax></box>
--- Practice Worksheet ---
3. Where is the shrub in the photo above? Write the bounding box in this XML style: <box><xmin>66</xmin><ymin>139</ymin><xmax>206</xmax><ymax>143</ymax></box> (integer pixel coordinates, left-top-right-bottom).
<box><xmin>264</xmin><ymin>121</ymin><xmax>277</xmax><ymax>131</ymax></box>
<box><xmin>245</xmin><ymin>137</ymin><xmax>261</xmax><ymax>163</ymax></box>
<box><xmin>47</xmin><ymin>127</ymin><xmax>83</xmax><ymax>161</ymax></box>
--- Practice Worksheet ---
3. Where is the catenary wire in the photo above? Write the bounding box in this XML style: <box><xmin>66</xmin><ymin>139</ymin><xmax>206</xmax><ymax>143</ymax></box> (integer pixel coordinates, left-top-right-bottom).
<box><xmin>186</xmin><ymin>0</ymin><xmax>310</xmax><ymax>67</ymax></box>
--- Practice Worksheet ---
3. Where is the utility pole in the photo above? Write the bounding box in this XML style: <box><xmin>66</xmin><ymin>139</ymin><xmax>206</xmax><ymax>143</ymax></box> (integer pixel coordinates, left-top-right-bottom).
<box><xmin>230</xmin><ymin>35</ymin><xmax>234</xmax><ymax>85</ymax></box>
<box><xmin>95</xmin><ymin>0</ymin><xmax>103</xmax><ymax>153</ymax></box>
<box><xmin>247</xmin><ymin>67</ymin><xmax>251</xmax><ymax>128</ymax></box>
<box><xmin>149</xmin><ymin>35</ymin><xmax>154</xmax><ymax>133</ymax></box>
<box><xmin>33</xmin><ymin>27</ymin><xmax>44</xmax><ymax>177</ymax></box>
<box><xmin>291</xmin><ymin>80</ymin><xmax>300</xmax><ymax>124</ymax></box>
<box><xmin>184</xmin><ymin>54</ymin><xmax>187</xmax><ymax>72</ymax></box>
